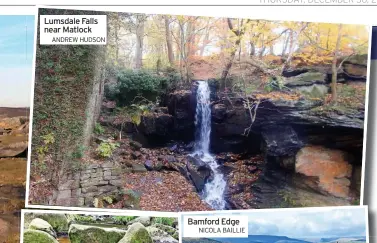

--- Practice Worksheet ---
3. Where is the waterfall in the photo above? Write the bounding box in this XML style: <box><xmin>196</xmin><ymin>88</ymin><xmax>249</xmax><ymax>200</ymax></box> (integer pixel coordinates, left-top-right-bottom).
<box><xmin>193</xmin><ymin>81</ymin><xmax>226</xmax><ymax>210</ymax></box>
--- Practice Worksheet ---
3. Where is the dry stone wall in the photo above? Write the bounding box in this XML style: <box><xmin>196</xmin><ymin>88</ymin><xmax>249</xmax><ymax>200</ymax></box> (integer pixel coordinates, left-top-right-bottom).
<box><xmin>53</xmin><ymin>162</ymin><xmax>124</xmax><ymax>207</ymax></box>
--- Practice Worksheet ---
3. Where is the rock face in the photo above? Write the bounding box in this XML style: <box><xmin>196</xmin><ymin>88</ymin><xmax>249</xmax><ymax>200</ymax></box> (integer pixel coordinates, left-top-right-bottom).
<box><xmin>68</xmin><ymin>224</ymin><xmax>126</xmax><ymax>243</ymax></box>
<box><xmin>28</xmin><ymin>218</ymin><xmax>57</xmax><ymax>238</ymax></box>
<box><xmin>23</xmin><ymin>229</ymin><xmax>59</xmax><ymax>243</ymax></box>
<box><xmin>295</xmin><ymin>145</ymin><xmax>353</xmax><ymax>198</ymax></box>
<box><xmin>0</xmin><ymin>117</ymin><xmax>29</xmax><ymax>157</ymax></box>
<box><xmin>118</xmin><ymin>222</ymin><xmax>153</xmax><ymax>243</ymax></box>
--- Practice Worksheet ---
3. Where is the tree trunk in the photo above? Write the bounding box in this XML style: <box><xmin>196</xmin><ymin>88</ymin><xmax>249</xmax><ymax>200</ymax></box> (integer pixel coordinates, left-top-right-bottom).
<box><xmin>164</xmin><ymin>16</ymin><xmax>174</xmax><ymax>66</ymax></box>
<box><xmin>134</xmin><ymin>14</ymin><xmax>145</xmax><ymax>70</ymax></box>
<box><xmin>249</xmin><ymin>41</ymin><xmax>256</xmax><ymax>57</ymax></box>
<box><xmin>281</xmin><ymin>32</ymin><xmax>289</xmax><ymax>57</ymax></box>
<box><xmin>199</xmin><ymin>21</ymin><xmax>211</xmax><ymax>56</ymax></box>
<box><xmin>331</xmin><ymin>24</ymin><xmax>342</xmax><ymax>105</ymax></box>
<box><xmin>281</xmin><ymin>22</ymin><xmax>308</xmax><ymax>73</ymax></box>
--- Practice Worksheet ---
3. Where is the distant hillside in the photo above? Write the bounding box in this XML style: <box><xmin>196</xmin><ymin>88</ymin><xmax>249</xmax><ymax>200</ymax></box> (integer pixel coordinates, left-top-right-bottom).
<box><xmin>0</xmin><ymin>107</ymin><xmax>29</xmax><ymax>118</ymax></box>
<box><xmin>188</xmin><ymin>235</ymin><xmax>312</xmax><ymax>243</ymax></box>
<box><xmin>182</xmin><ymin>238</ymin><xmax>224</xmax><ymax>243</ymax></box>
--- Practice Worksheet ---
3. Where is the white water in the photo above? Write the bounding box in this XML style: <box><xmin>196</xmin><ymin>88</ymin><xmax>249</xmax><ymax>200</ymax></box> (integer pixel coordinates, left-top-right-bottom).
<box><xmin>193</xmin><ymin>81</ymin><xmax>226</xmax><ymax>210</ymax></box>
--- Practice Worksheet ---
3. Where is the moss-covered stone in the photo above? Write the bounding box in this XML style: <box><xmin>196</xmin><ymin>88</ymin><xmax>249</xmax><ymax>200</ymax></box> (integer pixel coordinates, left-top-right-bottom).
<box><xmin>28</xmin><ymin>218</ymin><xmax>57</xmax><ymax>238</ymax></box>
<box><xmin>26</xmin><ymin>213</ymin><xmax>69</xmax><ymax>234</ymax></box>
<box><xmin>23</xmin><ymin>229</ymin><xmax>58</xmax><ymax>243</ymax></box>
<box><xmin>285</xmin><ymin>72</ymin><xmax>325</xmax><ymax>87</ymax></box>
<box><xmin>118</xmin><ymin>222</ymin><xmax>153</xmax><ymax>243</ymax></box>
<box><xmin>68</xmin><ymin>224</ymin><xmax>126</xmax><ymax>243</ymax></box>
<box><xmin>146</xmin><ymin>226</ymin><xmax>178</xmax><ymax>243</ymax></box>
<box><xmin>152</xmin><ymin>223</ymin><xmax>179</xmax><ymax>240</ymax></box>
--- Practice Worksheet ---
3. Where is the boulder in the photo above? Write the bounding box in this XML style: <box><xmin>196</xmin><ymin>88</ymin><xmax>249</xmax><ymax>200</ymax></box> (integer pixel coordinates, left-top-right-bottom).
<box><xmin>130</xmin><ymin>140</ymin><xmax>142</xmax><ymax>150</ymax></box>
<box><xmin>127</xmin><ymin>216</ymin><xmax>151</xmax><ymax>227</ymax></box>
<box><xmin>0</xmin><ymin>134</ymin><xmax>28</xmax><ymax>157</ymax></box>
<box><xmin>152</xmin><ymin>223</ymin><xmax>179</xmax><ymax>240</ymax></box>
<box><xmin>24</xmin><ymin>229</ymin><xmax>59</xmax><ymax>243</ymax></box>
<box><xmin>146</xmin><ymin>226</ymin><xmax>178</xmax><ymax>243</ymax></box>
<box><xmin>186</xmin><ymin>155</ymin><xmax>213</xmax><ymax>192</ymax></box>
<box><xmin>28</xmin><ymin>218</ymin><xmax>57</xmax><ymax>238</ymax></box>
<box><xmin>261</xmin><ymin>125</ymin><xmax>304</xmax><ymax>157</ymax></box>
<box><xmin>139</xmin><ymin>113</ymin><xmax>174</xmax><ymax>137</ymax></box>
<box><xmin>284</xmin><ymin>71</ymin><xmax>326</xmax><ymax>87</ymax></box>
<box><xmin>295</xmin><ymin>145</ymin><xmax>353</xmax><ymax>198</ymax></box>
<box><xmin>28</xmin><ymin>214</ymin><xmax>69</xmax><ymax>234</ymax></box>
<box><xmin>118</xmin><ymin>222</ymin><xmax>153</xmax><ymax>243</ymax></box>
<box><xmin>68</xmin><ymin>224</ymin><xmax>126</xmax><ymax>243</ymax></box>
<box><xmin>132</xmin><ymin>164</ymin><xmax>147</xmax><ymax>173</ymax></box>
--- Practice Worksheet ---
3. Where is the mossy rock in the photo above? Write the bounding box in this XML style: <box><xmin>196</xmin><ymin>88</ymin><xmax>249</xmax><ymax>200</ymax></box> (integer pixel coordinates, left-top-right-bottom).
<box><xmin>29</xmin><ymin>214</ymin><xmax>69</xmax><ymax>234</ymax></box>
<box><xmin>146</xmin><ymin>226</ymin><xmax>178</xmax><ymax>243</ymax></box>
<box><xmin>127</xmin><ymin>216</ymin><xmax>151</xmax><ymax>227</ymax></box>
<box><xmin>68</xmin><ymin>224</ymin><xmax>126</xmax><ymax>243</ymax></box>
<box><xmin>23</xmin><ymin>229</ymin><xmax>58</xmax><ymax>243</ymax></box>
<box><xmin>152</xmin><ymin>223</ymin><xmax>179</xmax><ymax>240</ymax></box>
<box><xmin>285</xmin><ymin>72</ymin><xmax>325</xmax><ymax>87</ymax></box>
<box><xmin>118</xmin><ymin>222</ymin><xmax>153</xmax><ymax>243</ymax></box>
<box><xmin>28</xmin><ymin>218</ymin><xmax>57</xmax><ymax>238</ymax></box>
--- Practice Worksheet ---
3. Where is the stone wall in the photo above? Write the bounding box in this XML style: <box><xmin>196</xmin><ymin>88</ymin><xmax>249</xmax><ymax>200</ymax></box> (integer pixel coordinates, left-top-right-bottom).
<box><xmin>53</xmin><ymin>162</ymin><xmax>124</xmax><ymax>207</ymax></box>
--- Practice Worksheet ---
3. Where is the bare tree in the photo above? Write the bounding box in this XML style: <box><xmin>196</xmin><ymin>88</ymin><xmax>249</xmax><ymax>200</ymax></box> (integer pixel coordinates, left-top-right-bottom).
<box><xmin>331</xmin><ymin>24</ymin><xmax>343</xmax><ymax>104</ymax></box>
<box><xmin>164</xmin><ymin>16</ymin><xmax>174</xmax><ymax>66</ymax></box>
<box><xmin>134</xmin><ymin>14</ymin><xmax>146</xmax><ymax>70</ymax></box>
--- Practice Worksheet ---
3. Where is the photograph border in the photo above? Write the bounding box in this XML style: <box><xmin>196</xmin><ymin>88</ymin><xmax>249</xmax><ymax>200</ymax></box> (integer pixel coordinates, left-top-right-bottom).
<box><xmin>24</xmin><ymin>4</ymin><xmax>372</xmax><ymax>211</ymax></box>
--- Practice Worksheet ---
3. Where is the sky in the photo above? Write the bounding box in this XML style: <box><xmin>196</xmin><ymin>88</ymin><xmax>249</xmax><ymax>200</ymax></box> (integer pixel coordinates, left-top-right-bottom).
<box><xmin>0</xmin><ymin>15</ymin><xmax>34</xmax><ymax>107</ymax></box>
<box><xmin>183</xmin><ymin>207</ymin><xmax>367</xmax><ymax>239</ymax></box>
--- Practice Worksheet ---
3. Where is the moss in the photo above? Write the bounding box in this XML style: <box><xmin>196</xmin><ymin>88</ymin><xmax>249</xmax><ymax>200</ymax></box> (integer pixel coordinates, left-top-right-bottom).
<box><xmin>23</xmin><ymin>230</ymin><xmax>58</xmax><ymax>243</ymax></box>
<box><xmin>32</xmin><ymin>214</ymin><xmax>69</xmax><ymax>234</ymax></box>
<box><xmin>68</xmin><ymin>224</ymin><xmax>126</xmax><ymax>243</ymax></box>
<box><xmin>118</xmin><ymin>223</ymin><xmax>153</xmax><ymax>243</ymax></box>
<box><xmin>152</xmin><ymin>223</ymin><xmax>178</xmax><ymax>239</ymax></box>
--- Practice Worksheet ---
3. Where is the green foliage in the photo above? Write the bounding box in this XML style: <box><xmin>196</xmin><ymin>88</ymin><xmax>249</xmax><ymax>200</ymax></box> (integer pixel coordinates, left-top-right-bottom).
<box><xmin>96</xmin><ymin>141</ymin><xmax>119</xmax><ymax>158</ymax></box>
<box><xmin>264</xmin><ymin>76</ymin><xmax>285</xmax><ymax>92</ymax></box>
<box><xmin>105</xmin><ymin>69</ymin><xmax>179</xmax><ymax>105</ymax></box>
<box><xmin>153</xmin><ymin>217</ymin><xmax>176</xmax><ymax>227</ymax></box>
<box><xmin>72</xmin><ymin>215</ymin><xmax>96</xmax><ymax>223</ymax></box>
<box><xmin>112</xmin><ymin>216</ymin><xmax>137</xmax><ymax>225</ymax></box>
<box><xmin>71</xmin><ymin>145</ymin><xmax>86</xmax><ymax>159</ymax></box>
<box><xmin>103</xmin><ymin>196</ymin><xmax>113</xmax><ymax>204</ymax></box>
<box><xmin>94</xmin><ymin>122</ymin><xmax>105</xmax><ymax>135</ymax></box>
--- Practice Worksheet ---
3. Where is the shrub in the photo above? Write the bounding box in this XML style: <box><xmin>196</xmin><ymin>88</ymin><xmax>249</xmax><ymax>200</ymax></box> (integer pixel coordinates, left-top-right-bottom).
<box><xmin>94</xmin><ymin>122</ymin><xmax>105</xmax><ymax>135</ymax></box>
<box><xmin>112</xmin><ymin>216</ymin><xmax>137</xmax><ymax>225</ymax></box>
<box><xmin>153</xmin><ymin>217</ymin><xmax>176</xmax><ymax>227</ymax></box>
<box><xmin>96</xmin><ymin>142</ymin><xmax>119</xmax><ymax>158</ymax></box>
<box><xmin>71</xmin><ymin>145</ymin><xmax>86</xmax><ymax>159</ymax></box>
<box><xmin>264</xmin><ymin>76</ymin><xmax>285</xmax><ymax>92</ymax></box>
<box><xmin>105</xmin><ymin>69</ymin><xmax>180</xmax><ymax>105</ymax></box>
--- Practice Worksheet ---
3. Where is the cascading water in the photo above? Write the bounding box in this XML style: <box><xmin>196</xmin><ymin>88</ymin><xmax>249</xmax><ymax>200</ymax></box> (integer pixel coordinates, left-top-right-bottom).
<box><xmin>193</xmin><ymin>81</ymin><xmax>226</xmax><ymax>210</ymax></box>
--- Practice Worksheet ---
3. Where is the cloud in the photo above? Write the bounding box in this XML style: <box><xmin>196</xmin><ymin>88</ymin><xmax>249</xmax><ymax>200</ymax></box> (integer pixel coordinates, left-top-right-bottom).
<box><xmin>245</xmin><ymin>207</ymin><xmax>367</xmax><ymax>238</ymax></box>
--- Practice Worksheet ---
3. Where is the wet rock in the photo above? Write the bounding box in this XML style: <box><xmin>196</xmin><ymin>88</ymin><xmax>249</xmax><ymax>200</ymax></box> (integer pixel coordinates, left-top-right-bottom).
<box><xmin>261</xmin><ymin>125</ymin><xmax>304</xmax><ymax>157</ymax></box>
<box><xmin>295</xmin><ymin>145</ymin><xmax>353</xmax><ymax>198</ymax></box>
<box><xmin>186</xmin><ymin>155</ymin><xmax>213</xmax><ymax>192</ymax></box>
<box><xmin>139</xmin><ymin>113</ymin><xmax>174</xmax><ymax>137</ymax></box>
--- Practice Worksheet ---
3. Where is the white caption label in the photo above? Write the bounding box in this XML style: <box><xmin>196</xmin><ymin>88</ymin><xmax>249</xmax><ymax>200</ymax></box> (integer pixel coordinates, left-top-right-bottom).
<box><xmin>183</xmin><ymin>215</ymin><xmax>248</xmax><ymax>238</ymax></box>
<box><xmin>40</xmin><ymin>15</ymin><xmax>107</xmax><ymax>45</ymax></box>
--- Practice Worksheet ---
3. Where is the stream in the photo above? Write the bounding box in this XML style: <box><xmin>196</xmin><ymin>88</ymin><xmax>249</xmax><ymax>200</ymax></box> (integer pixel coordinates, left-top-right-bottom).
<box><xmin>193</xmin><ymin>81</ymin><xmax>226</xmax><ymax>210</ymax></box>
